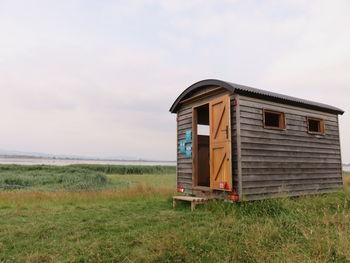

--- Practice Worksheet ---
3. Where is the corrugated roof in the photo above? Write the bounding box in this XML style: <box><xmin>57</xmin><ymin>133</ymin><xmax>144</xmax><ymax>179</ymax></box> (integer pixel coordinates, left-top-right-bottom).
<box><xmin>169</xmin><ymin>79</ymin><xmax>344</xmax><ymax>115</ymax></box>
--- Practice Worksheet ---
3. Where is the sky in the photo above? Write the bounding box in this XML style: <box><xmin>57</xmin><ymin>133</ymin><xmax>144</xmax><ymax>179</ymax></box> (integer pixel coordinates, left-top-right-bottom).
<box><xmin>0</xmin><ymin>0</ymin><xmax>349</xmax><ymax>161</ymax></box>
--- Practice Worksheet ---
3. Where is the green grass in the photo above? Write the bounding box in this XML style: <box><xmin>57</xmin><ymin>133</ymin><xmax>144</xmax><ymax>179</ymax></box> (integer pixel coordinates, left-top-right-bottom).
<box><xmin>0</xmin><ymin>169</ymin><xmax>108</xmax><ymax>190</ymax></box>
<box><xmin>68</xmin><ymin>164</ymin><xmax>176</xmax><ymax>175</ymax></box>
<box><xmin>0</xmin><ymin>164</ymin><xmax>175</xmax><ymax>190</ymax></box>
<box><xmin>0</xmin><ymin>164</ymin><xmax>176</xmax><ymax>175</ymax></box>
<box><xmin>108</xmin><ymin>173</ymin><xmax>175</xmax><ymax>189</ymax></box>
<box><xmin>0</xmin><ymin>165</ymin><xmax>349</xmax><ymax>262</ymax></box>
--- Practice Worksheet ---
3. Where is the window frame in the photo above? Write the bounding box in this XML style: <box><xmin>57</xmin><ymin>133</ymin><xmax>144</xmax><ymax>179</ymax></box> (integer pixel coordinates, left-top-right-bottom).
<box><xmin>306</xmin><ymin>117</ymin><xmax>325</xmax><ymax>135</ymax></box>
<box><xmin>263</xmin><ymin>109</ymin><xmax>286</xmax><ymax>130</ymax></box>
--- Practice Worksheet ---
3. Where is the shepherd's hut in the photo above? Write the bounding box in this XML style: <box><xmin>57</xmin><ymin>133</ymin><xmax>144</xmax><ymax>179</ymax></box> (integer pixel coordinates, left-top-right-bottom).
<box><xmin>170</xmin><ymin>79</ymin><xmax>344</xmax><ymax>203</ymax></box>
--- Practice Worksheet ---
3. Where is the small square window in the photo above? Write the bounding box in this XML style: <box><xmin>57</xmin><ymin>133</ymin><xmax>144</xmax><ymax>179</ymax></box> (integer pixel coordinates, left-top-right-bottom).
<box><xmin>307</xmin><ymin>117</ymin><xmax>325</xmax><ymax>134</ymax></box>
<box><xmin>263</xmin><ymin>109</ymin><xmax>286</xmax><ymax>130</ymax></box>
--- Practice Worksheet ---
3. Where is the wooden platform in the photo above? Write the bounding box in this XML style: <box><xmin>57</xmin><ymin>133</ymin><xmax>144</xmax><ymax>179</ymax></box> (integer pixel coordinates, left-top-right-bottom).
<box><xmin>172</xmin><ymin>196</ymin><xmax>209</xmax><ymax>211</ymax></box>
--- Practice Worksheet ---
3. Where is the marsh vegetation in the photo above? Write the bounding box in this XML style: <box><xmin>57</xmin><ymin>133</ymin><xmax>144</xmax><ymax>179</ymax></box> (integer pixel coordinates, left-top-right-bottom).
<box><xmin>0</xmin><ymin>165</ymin><xmax>349</xmax><ymax>262</ymax></box>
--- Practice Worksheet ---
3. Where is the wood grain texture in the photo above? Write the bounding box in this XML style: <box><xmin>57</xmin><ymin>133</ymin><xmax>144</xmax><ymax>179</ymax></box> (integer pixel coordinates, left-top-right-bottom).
<box><xmin>176</xmin><ymin>89</ymin><xmax>230</xmax><ymax>192</ymax></box>
<box><xmin>239</xmin><ymin>96</ymin><xmax>343</xmax><ymax>199</ymax></box>
<box><xmin>209</xmin><ymin>94</ymin><xmax>232</xmax><ymax>190</ymax></box>
<box><xmin>177</xmin><ymin>108</ymin><xmax>193</xmax><ymax>190</ymax></box>
<box><xmin>175</xmin><ymin>87</ymin><xmax>343</xmax><ymax>201</ymax></box>
<box><xmin>233</xmin><ymin>95</ymin><xmax>242</xmax><ymax>198</ymax></box>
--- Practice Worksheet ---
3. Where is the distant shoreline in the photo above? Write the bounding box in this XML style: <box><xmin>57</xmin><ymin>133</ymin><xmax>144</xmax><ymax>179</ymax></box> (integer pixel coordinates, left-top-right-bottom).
<box><xmin>0</xmin><ymin>156</ymin><xmax>348</xmax><ymax>169</ymax></box>
<box><xmin>0</xmin><ymin>155</ymin><xmax>174</xmax><ymax>162</ymax></box>
<box><xmin>0</xmin><ymin>156</ymin><xmax>176</xmax><ymax>166</ymax></box>
<box><xmin>343</xmin><ymin>166</ymin><xmax>350</xmax><ymax>172</ymax></box>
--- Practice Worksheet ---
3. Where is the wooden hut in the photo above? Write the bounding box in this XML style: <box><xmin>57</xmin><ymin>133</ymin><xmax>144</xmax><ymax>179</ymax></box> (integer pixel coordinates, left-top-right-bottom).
<box><xmin>170</xmin><ymin>79</ymin><xmax>344</xmax><ymax>201</ymax></box>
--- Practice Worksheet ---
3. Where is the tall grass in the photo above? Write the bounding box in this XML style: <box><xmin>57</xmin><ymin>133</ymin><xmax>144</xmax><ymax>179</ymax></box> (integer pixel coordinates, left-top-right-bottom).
<box><xmin>344</xmin><ymin>175</ymin><xmax>350</xmax><ymax>186</ymax></box>
<box><xmin>0</xmin><ymin>184</ymin><xmax>174</xmax><ymax>202</ymax></box>
<box><xmin>0</xmin><ymin>165</ymin><xmax>349</xmax><ymax>262</ymax></box>
<box><xmin>0</xmin><ymin>167</ymin><xmax>108</xmax><ymax>190</ymax></box>
<box><xmin>69</xmin><ymin>164</ymin><xmax>176</xmax><ymax>175</ymax></box>
<box><xmin>0</xmin><ymin>164</ymin><xmax>175</xmax><ymax>190</ymax></box>
<box><xmin>0</xmin><ymin>164</ymin><xmax>175</xmax><ymax>175</ymax></box>
<box><xmin>0</xmin><ymin>188</ymin><xmax>349</xmax><ymax>262</ymax></box>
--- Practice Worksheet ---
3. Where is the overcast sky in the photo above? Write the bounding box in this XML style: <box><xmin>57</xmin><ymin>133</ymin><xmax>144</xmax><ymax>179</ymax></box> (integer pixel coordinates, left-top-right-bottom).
<box><xmin>0</xmin><ymin>0</ymin><xmax>349</xmax><ymax>161</ymax></box>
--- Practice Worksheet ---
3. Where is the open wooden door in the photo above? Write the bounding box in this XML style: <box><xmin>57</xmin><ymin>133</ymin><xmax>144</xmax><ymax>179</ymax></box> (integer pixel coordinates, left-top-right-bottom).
<box><xmin>209</xmin><ymin>94</ymin><xmax>232</xmax><ymax>190</ymax></box>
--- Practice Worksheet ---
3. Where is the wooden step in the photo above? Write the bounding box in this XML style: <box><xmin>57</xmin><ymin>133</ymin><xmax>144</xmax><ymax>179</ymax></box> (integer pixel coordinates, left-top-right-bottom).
<box><xmin>172</xmin><ymin>196</ymin><xmax>210</xmax><ymax>211</ymax></box>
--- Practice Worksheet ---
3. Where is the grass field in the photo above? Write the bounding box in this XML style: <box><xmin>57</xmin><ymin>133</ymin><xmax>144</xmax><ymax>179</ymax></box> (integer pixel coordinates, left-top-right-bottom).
<box><xmin>344</xmin><ymin>171</ymin><xmax>350</xmax><ymax>186</ymax></box>
<box><xmin>0</xmin><ymin>164</ymin><xmax>175</xmax><ymax>190</ymax></box>
<box><xmin>0</xmin><ymin>165</ymin><xmax>349</xmax><ymax>262</ymax></box>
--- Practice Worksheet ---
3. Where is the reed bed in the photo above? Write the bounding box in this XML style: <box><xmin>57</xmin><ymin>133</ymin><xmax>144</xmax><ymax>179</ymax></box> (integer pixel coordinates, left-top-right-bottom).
<box><xmin>0</xmin><ymin>164</ymin><xmax>175</xmax><ymax>191</ymax></box>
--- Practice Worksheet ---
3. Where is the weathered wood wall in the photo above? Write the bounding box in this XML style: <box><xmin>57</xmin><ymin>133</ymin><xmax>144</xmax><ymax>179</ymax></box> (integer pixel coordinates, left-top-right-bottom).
<box><xmin>177</xmin><ymin>104</ymin><xmax>193</xmax><ymax>191</ymax></box>
<box><xmin>237</xmin><ymin>95</ymin><xmax>343</xmax><ymax>200</ymax></box>
<box><xmin>177</xmin><ymin>89</ymin><xmax>342</xmax><ymax>200</ymax></box>
<box><xmin>231</xmin><ymin>96</ymin><xmax>239</xmax><ymax>194</ymax></box>
<box><xmin>176</xmin><ymin>87</ymin><xmax>237</xmax><ymax>194</ymax></box>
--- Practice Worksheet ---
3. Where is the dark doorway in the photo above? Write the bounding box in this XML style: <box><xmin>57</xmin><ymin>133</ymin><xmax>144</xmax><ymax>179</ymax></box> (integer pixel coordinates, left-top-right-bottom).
<box><xmin>193</xmin><ymin>104</ymin><xmax>210</xmax><ymax>187</ymax></box>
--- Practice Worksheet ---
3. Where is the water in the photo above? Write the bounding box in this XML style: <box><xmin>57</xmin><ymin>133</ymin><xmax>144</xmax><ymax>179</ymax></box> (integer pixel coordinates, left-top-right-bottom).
<box><xmin>0</xmin><ymin>157</ymin><xmax>347</xmax><ymax>170</ymax></box>
<box><xmin>0</xmin><ymin>157</ymin><xmax>175</xmax><ymax>166</ymax></box>
<box><xmin>343</xmin><ymin>166</ymin><xmax>350</xmax><ymax>172</ymax></box>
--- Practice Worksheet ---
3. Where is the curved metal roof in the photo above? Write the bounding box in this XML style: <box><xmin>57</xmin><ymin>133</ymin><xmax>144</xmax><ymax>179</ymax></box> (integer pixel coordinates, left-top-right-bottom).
<box><xmin>169</xmin><ymin>79</ymin><xmax>344</xmax><ymax>115</ymax></box>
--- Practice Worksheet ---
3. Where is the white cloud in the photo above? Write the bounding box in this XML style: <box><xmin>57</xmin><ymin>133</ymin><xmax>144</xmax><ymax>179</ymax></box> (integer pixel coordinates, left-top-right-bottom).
<box><xmin>259</xmin><ymin>0</ymin><xmax>350</xmax><ymax>161</ymax></box>
<box><xmin>0</xmin><ymin>0</ymin><xmax>349</xmax><ymax>161</ymax></box>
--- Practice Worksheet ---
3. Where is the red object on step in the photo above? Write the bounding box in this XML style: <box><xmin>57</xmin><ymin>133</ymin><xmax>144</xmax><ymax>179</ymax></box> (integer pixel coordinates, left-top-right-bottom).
<box><xmin>224</xmin><ymin>182</ymin><xmax>230</xmax><ymax>190</ymax></box>
<box><xmin>228</xmin><ymin>189</ymin><xmax>239</xmax><ymax>201</ymax></box>
<box><xmin>227</xmin><ymin>195</ymin><xmax>236</xmax><ymax>200</ymax></box>
<box><xmin>177</xmin><ymin>184</ymin><xmax>184</xmax><ymax>193</ymax></box>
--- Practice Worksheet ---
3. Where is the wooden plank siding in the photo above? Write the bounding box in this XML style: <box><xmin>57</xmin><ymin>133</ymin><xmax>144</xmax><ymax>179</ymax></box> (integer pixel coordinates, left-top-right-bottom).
<box><xmin>230</xmin><ymin>96</ymin><xmax>238</xmax><ymax>194</ymax></box>
<box><xmin>176</xmin><ymin>87</ymin><xmax>237</xmax><ymax>195</ymax></box>
<box><xmin>238</xmin><ymin>96</ymin><xmax>343</xmax><ymax>200</ymax></box>
<box><xmin>176</xmin><ymin>89</ymin><xmax>342</xmax><ymax>201</ymax></box>
<box><xmin>176</xmin><ymin>104</ymin><xmax>193</xmax><ymax>190</ymax></box>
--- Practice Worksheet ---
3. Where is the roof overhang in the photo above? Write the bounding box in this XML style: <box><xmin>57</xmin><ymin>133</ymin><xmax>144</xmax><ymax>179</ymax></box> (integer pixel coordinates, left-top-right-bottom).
<box><xmin>169</xmin><ymin>79</ymin><xmax>344</xmax><ymax>115</ymax></box>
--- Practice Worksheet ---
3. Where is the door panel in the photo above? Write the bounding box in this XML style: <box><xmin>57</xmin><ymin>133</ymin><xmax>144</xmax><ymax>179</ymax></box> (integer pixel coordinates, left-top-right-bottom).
<box><xmin>210</xmin><ymin>94</ymin><xmax>232</xmax><ymax>190</ymax></box>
